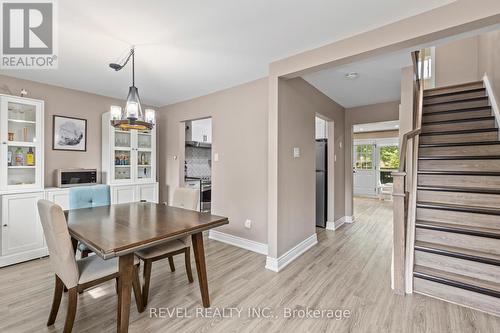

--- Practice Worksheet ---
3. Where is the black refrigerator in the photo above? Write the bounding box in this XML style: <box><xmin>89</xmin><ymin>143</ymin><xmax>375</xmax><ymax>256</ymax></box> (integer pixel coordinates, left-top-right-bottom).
<box><xmin>316</xmin><ymin>139</ymin><xmax>327</xmax><ymax>228</ymax></box>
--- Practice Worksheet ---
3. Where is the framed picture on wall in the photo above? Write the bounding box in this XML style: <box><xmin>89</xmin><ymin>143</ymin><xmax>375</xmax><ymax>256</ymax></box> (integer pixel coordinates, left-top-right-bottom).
<box><xmin>52</xmin><ymin>115</ymin><xmax>87</xmax><ymax>151</ymax></box>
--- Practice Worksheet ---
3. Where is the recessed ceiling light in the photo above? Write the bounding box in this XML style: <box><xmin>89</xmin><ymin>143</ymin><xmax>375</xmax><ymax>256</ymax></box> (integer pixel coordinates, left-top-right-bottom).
<box><xmin>345</xmin><ymin>72</ymin><xmax>359</xmax><ymax>79</ymax></box>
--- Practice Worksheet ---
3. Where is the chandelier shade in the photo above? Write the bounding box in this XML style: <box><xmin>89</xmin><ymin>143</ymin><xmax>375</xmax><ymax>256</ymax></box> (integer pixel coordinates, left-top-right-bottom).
<box><xmin>109</xmin><ymin>47</ymin><xmax>154</xmax><ymax>130</ymax></box>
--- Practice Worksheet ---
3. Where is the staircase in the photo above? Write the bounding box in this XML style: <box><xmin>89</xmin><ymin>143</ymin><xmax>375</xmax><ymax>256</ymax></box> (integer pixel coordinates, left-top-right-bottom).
<box><xmin>412</xmin><ymin>81</ymin><xmax>500</xmax><ymax>316</ymax></box>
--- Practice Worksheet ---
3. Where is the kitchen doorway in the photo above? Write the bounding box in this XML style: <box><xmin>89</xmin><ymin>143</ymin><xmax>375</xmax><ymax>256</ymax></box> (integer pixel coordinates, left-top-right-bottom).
<box><xmin>183</xmin><ymin>117</ymin><xmax>212</xmax><ymax>213</ymax></box>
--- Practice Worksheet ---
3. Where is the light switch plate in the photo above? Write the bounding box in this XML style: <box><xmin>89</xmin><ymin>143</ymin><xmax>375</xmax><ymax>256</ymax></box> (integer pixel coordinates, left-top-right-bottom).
<box><xmin>293</xmin><ymin>147</ymin><xmax>300</xmax><ymax>158</ymax></box>
<box><xmin>214</xmin><ymin>153</ymin><xmax>219</xmax><ymax>162</ymax></box>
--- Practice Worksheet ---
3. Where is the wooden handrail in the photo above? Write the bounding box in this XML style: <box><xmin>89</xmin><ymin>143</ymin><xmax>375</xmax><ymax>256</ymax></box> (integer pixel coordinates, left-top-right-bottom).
<box><xmin>398</xmin><ymin>128</ymin><xmax>421</xmax><ymax>172</ymax></box>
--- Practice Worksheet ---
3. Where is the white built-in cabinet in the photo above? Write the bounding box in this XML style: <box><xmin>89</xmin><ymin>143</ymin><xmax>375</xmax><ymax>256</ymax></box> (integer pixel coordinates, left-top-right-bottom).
<box><xmin>45</xmin><ymin>188</ymin><xmax>70</xmax><ymax>210</ymax></box>
<box><xmin>102</xmin><ymin>111</ymin><xmax>159</xmax><ymax>204</ymax></box>
<box><xmin>0</xmin><ymin>95</ymin><xmax>46</xmax><ymax>267</ymax></box>
<box><xmin>0</xmin><ymin>192</ymin><xmax>47</xmax><ymax>266</ymax></box>
<box><xmin>0</xmin><ymin>104</ymin><xmax>160</xmax><ymax>268</ymax></box>
<box><xmin>45</xmin><ymin>183</ymin><xmax>159</xmax><ymax>209</ymax></box>
<box><xmin>102</xmin><ymin>112</ymin><xmax>157</xmax><ymax>185</ymax></box>
<box><xmin>0</xmin><ymin>95</ymin><xmax>44</xmax><ymax>192</ymax></box>
<box><xmin>111</xmin><ymin>183</ymin><xmax>158</xmax><ymax>204</ymax></box>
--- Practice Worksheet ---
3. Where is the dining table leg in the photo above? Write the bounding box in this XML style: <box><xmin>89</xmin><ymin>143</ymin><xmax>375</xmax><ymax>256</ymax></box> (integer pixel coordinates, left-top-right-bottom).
<box><xmin>192</xmin><ymin>232</ymin><xmax>210</xmax><ymax>308</ymax></box>
<box><xmin>117</xmin><ymin>253</ymin><xmax>134</xmax><ymax>333</ymax></box>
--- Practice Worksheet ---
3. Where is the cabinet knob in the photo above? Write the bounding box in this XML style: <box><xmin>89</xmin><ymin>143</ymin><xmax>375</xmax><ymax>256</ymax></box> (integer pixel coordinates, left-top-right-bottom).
<box><xmin>2</xmin><ymin>224</ymin><xmax>7</xmax><ymax>227</ymax></box>
<box><xmin>2</xmin><ymin>142</ymin><xmax>6</xmax><ymax>145</ymax></box>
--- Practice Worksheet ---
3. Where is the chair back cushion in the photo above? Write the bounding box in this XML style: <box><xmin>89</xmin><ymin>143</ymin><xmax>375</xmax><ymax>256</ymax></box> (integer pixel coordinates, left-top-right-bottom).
<box><xmin>37</xmin><ymin>200</ymin><xmax>79</xmax><ymax>288</ymax></box>
<box><xmin>172</xmin><ymin>187</ymin><xmax>199</xmax><ymax>210</ymax></box>
<box><xmin>69</xmin><ymin>185</ymin><xmax>110</xmax><ymax>209</ymax></box>
<box><xmin>172</xmin><ymin>187</ymin><xmax>199</xmax><ymax>247</ymax></box>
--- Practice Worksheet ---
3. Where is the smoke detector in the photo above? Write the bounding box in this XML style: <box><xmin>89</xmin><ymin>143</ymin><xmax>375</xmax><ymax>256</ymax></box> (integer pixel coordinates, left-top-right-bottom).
<box><xmin>345</xmin><ymin>72</ymin><xmax>359</xmax><ymax>79</ymax></box>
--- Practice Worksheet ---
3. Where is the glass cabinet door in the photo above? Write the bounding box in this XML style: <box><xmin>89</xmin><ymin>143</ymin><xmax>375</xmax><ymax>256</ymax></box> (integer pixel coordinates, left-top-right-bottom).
<box><xmin>137</xmin><ymin>131</ymin><xmax>151</xmax><ymax>149</ymax></box>
<box><xmin>137</xmin><ymin>151</ymin><xmax>152</xmax><ymax>180</ymax></box>
<box><xmin>136</xmin><ymin>131</ymin><xmax>153</xmax><ymax>181</ymax></box>
<box><xmin>112</xmin><ymin>129</ymin><xmax>132</xmax><ymax>182</ymax></box>
<box><xmin>1</xmin><ymin>97</ymin><xmax>42</xmax><ymax>190</ymax></box>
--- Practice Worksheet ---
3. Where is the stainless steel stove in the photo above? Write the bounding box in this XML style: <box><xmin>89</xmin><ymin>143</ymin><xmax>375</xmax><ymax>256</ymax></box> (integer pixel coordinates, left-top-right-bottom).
<box><xmin>185</xmin><ymin>176</ymin><xmax>211</xmax><ymax>213</ymax></box>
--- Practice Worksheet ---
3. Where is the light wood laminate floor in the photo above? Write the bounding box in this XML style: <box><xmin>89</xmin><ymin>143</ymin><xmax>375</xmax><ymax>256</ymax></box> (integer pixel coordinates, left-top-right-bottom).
<box><xmin>1</xmin><ymin>197</ymin><xmax>499</xmax><ymax>332</ymax></box>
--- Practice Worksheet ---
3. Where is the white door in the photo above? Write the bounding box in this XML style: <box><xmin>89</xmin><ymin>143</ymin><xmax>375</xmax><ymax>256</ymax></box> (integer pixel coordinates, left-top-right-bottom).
<box><xmin>1</xmin><ymin>192</ymin><xmax>45</xmax><ymax>256</ymax></box>
<box><xmin>353</xmin><ymin>143</ymin><xmax>377</xmax><ymax>197</ymax></box>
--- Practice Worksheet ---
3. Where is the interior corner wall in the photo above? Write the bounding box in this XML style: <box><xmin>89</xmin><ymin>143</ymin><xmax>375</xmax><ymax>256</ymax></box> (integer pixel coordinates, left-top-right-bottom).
<box><xmin>478</xmin><ymin>30</ymin><xmax>500</xmax><ymax>100</ymax></box>
<box><xmin>435</xmin><ymin>36</ymin><xmax>480</xmax><ymax>88</ymax></box>
<box><xmin>158</xmin><ymin>78</ymin><xmax>269</xmax><ymax>245</ymax></box>
<box><xmin>277</xmin><ymin>77</ymin><xmax>345</xmax><ymax>257</ymax></box>
<box><xmin>344</xmin><ymin>101</ymin><xmax>400</xmax><ymax>217</ymax></box>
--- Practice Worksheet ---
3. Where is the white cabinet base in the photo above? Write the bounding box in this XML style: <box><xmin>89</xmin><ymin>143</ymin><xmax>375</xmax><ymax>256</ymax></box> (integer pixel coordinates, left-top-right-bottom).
<box><xmin>0</xmin><ymin>191</ymin><xmax>47</xmax><ymax>267</ymax></box>
<box><xmin>111</xmin><ymin>185</ymin><xmax>137</xmax><ymax>204</ymax></box>
<box><xmin>0</xmin><ymin>247</ymin><xmax>48</xmax><ymax>267</ymax></box>
<box><xmin>111</xmin><ymin>183</ymin><xmax>158</xmax><ymax>204</ymax></box>
<box><xmin>45</xmin><ymin>188</ymin><xmax>70</xmax><ymax>210</ymax></box>
<box><xmin>137</xmin><ymin>183</ymin><xmax>159</xmax><ymax>203</ymax></box>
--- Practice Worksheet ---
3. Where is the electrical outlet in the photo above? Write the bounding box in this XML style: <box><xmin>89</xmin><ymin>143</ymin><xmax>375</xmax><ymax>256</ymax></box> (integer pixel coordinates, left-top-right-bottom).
<box><xmin>244</xmin><ymin>219</ymin><xmax>252</xmax><ymax>229</ymax></box>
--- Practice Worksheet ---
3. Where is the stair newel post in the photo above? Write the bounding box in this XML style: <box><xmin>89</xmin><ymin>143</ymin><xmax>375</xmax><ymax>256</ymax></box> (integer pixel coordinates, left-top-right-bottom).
<box><xmin>392</xmin><ymin>171</ymin><xmax>407</xmax><ymax>295</ymax></box>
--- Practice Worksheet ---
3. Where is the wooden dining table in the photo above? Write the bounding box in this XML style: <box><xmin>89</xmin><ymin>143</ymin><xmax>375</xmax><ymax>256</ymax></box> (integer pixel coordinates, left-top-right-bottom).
<box><xmin>64</xmin><ymin>201</ymin><xmax>229</xmax><ymax>333</ymax></box>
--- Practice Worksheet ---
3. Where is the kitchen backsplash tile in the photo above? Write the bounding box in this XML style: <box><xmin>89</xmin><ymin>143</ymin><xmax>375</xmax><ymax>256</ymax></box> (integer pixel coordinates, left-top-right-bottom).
<box><xmin>185</xmin><ymin>146</ymin><xmax>211</xmax><ymax>178</ymax></box>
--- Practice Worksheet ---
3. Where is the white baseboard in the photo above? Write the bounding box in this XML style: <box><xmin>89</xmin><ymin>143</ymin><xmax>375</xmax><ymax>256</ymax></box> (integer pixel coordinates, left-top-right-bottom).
<box><xmin>265</xmin><ymin>233</ymin><xmax>318</xmax><ymax>272</ymax></box>
<box><xmin>0</xmin><ymin>247</ymin><xmax>49</xmax><ymax>268</ymax></box>
<box><xmin>326</xmin><ymin>216</ymin><xmax>347</xmax><ymax>230</ymax></box>
<box><xmin>344</xmin><ymin>215</ymin><xmax>355</xmax><ymax>223</ymax></box>
<box><xmin>208</xmin><ymin>230</ymin><xmax>268</xmax><ymax>255</ymax></box>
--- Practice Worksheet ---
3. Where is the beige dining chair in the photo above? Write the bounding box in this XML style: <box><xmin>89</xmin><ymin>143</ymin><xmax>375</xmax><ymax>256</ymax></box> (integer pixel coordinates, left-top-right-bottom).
<box><xmin>37</xmin><ymin>200</ymin><xmax>143</xmax><ymax>333</ymax></box>
<box><xmin>135</xmin><ymin>187</ymin><xmax>200</xmax><ymax>305</ymax></box>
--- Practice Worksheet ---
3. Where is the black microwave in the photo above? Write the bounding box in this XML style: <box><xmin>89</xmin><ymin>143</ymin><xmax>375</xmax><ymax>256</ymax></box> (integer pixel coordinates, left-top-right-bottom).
<box><xmin>56</xmin><ymin>169</ymin><xmax>98</xmax><ymax>188</ymax></box>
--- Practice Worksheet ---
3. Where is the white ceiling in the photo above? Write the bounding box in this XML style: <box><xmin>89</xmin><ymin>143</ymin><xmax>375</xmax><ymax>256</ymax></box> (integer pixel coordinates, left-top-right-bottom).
<box><xmin>303</xmin><ymin>51</ymin><xmax>413</xmax><ymax>108</ymax></box>
<box><xmin>353</xmin><ymin>120</ymin><xmax>400</xmax><ymax>133</ymax></box>
<box><xmin>1</xmin><ymin>0</ymin><xmax>454</xmax><ymax>106</ymax></box>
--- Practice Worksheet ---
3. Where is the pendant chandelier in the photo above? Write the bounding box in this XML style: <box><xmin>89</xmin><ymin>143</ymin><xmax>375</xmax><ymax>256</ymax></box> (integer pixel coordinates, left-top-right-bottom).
<box><xmin>109</xmin><ymin>47</ymin><xmax>154</xmax><ymax>130</ymax></box>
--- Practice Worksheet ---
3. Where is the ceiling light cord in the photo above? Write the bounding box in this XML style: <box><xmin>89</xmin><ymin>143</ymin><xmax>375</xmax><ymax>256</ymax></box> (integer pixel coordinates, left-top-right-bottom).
<box><xmin>132</xmin><ymin>48</ymin><xmax>135</xmax><ymax>86</ymax></box>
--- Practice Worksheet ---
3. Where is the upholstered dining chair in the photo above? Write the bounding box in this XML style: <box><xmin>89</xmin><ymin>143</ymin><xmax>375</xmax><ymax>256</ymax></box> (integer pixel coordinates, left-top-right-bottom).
<box><xmin>38</xmin><ymin>200</ymin><xmax>142</xmax><ymax>333</ymax></box>
<box><xmin>69</xmin><ymin>185</ymin><xmax>111</xmax><ymax>258</ymax></box>
<box><xmin>135</xmin><ymin>187</ymin><xmax>200</xmax><ymax>305</ymax></box>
